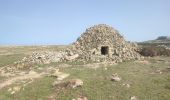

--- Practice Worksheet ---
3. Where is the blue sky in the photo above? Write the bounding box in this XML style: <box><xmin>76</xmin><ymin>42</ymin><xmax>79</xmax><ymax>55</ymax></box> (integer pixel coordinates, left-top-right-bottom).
<box><xmin>0</xmin><ymin>0</ymin><xmax>170</xmax><ymax>45</ymax></box>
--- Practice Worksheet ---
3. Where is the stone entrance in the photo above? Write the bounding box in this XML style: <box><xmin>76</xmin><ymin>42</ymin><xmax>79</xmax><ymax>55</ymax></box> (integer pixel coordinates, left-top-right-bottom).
<box><xmin>101</xmin><ymin>46</ymin><xmax>109</xmax><ymax>55</ymax></box>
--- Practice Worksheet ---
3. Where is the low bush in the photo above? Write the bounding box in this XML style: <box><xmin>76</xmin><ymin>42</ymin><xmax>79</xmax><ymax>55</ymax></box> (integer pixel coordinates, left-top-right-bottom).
<box><xmin>139</xmin><ymin>46</ymin><xmax>170</xmax><ymax>57</ymax></box>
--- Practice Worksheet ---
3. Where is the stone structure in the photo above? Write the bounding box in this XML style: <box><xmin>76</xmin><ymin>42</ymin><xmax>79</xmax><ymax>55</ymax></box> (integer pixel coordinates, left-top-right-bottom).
<box><xmin>6</xmin><ymin>24</ymin><xmax>141</xmax><ymax>71</ymax></box>
<box><xmin>73</xmin><ymin>24</ymin><xmax>140</xmax><ymax>63</ymax></box>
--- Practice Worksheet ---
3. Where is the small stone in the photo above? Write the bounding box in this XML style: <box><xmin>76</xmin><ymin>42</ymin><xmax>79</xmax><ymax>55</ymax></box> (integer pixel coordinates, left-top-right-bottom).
<box><xmin>111</xmin><ymin>73</ymin><xmax>121</xmax><ymax>82</ymax></box>
<box><xmin>69</xmin><ymin>79</ymin><xmax>83</xmax><ymax>88</ymax></box>
<box><xmin>8</xmin><ymin>88</ymin><xmax>12</xmax><ymax>92</ymax></box>
<box><xmin>53</xmin><ymin>79</ymin><xmax>83</xmax><ymax>89</ymax></box>
<box><xmin>126</xmin><ymin>84</ymin><xmax>130</xmax><ymax>88</ymax></box>
<box><xmin>13</xmin><ymin>86</ymin><xmax>21</xmax><ymax>92</ymax></box>
<box><xmin>130</xmin><ymin>96</ymin><xmax>137</xmax><ymax>100</ymax></box>
<box><xmin>50</xmin><ymin>71</ymin><xmax>70</xmax><ymax>81</ymax></box>
<box><xmin>11</xmin><ymin>91</ymin><xmax>15</xmax><ymax>94</ymax></box>
<box><xmin>52</xmin><ymin>80</ymin><xmax>61</xmax><ymax>86</ymax></box>
<box><xmin>156</xmin><ymin>70</ymin><xmax>162</xmax><ymax>74</ymax></box>
<box><xmin>29</xmin><ymin>70</ymin><xmax>37</xmax><ymax>75</ymax></box>
<box><xmin>77</xmin><ymin>96</ymin><xmax>88</xmax><ymax>100</ymax></box>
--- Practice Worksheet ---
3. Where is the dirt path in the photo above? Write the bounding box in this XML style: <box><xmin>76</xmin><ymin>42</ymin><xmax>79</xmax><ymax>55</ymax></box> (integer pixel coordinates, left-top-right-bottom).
<box><xmin>0</xmin><ymin>71</ymin><xmax>44</xmax><ymax>89</ymax></box>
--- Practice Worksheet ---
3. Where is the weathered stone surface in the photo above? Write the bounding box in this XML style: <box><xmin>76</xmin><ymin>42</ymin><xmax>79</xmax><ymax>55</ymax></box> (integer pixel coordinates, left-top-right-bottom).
<box><xmin>72</xmin><ymin>24</ymin><xmax>141</xmax><ymax>62</ymax></box>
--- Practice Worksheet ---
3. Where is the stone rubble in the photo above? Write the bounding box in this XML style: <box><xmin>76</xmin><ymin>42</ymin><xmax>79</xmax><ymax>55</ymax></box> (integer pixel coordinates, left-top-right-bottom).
<box><xmin>12</xmin><ymin>50</ymin><xmax>78</xmax><ymax>70</ymax></box>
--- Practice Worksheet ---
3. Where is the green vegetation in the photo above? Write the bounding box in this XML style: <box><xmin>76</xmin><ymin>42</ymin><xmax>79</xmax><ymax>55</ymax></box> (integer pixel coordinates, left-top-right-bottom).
<box><xmin>0</xmin><ymin>46</ymin><xmax>170</xmax><ymax>100</ymax></box>
<box><xmin>138</xmin><ymin>43</ymin><xmax>170</xmax><ymax>57</ymax></box>
<box><xmin>0</xmin><ymin>54</ymin><xmax>25</xmax><ymax>67</ymax></box>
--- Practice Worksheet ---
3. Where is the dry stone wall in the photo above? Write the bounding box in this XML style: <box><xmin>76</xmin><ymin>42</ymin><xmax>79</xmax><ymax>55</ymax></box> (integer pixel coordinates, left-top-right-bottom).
<box><xmin>72</xmin><ymin>24</ymin><xmax>141</xmax><ymax>63</ymax></box>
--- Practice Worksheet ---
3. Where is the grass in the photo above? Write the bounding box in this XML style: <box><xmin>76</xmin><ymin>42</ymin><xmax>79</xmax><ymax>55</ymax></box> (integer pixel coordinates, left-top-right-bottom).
<box><xmin>0</xmin><ymin>77</ymin><xmax>54</xmax><ymax>100</ymax></box>
<box><xmin>49</xmin><ymin>60</ymin><xmax>170</xmax><ymax>100</ymax></box>
<box><xmin>0</xmin><ymin>54</ymin><xmax>25</xmax><ymax>67</ymax></box>
<box><xmin>0</xmin><ymin>46</ymin><xmax>170</xmax><ymax>100</ymax></box>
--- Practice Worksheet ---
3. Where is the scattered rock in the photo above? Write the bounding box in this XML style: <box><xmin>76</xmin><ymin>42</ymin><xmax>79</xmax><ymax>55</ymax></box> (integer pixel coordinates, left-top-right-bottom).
<box><xmin>73</xmin><ymin>96</ymin><xmax>88</xmax><ymax>100</ymax></box>
<box><xmin>50</xmin><ymin>70</ymin><xmax>70</xmax><ymax>81</ymax></box>
<box><xmin>11</xmin><ymin>91</ymin><xmax>15</xmax><ymax>94</ymax></box>
<box><xmin>65</xmin><ymin>54</ymin><xmax>79</xmax><ymax>61</ymax></box>
<box><xmin>29</xmin><ymin>70</ymin><xmax>37</xmax><ymax>75</ymax></box>
<box><xmin>57</xmin><ymin>73</ymin><xmax>70</xmax><ymax>81</ymax></box>
<box><xmin>123</xmin><ymin>83</ymin><xmax>130</xmax><ymax>88</ymax></box>
<box><xmin>13</xmin><ymin>86</ymin><xmax>21</xmax><ymax>92</ymax></box>
<box><xmin>53</xmin><ymin>79</ymin><xmax>83</xmax><ymax>89</ymax></box>
<box><xmin>8</xmin><ymin>86</ymin><xmax>22</xmax><ymax>94</ymax></box>
<box><xmin>69</xmin><ymin>79</ymin><xmax>83</xmax><ymax>88</ymax></box>
<box><xmin>155</xmin><ymin>69</ymin><xmax>162</xmax><ymax>74</ymax></box>
<box><xmin>104</xmin><ymin>67</ymin><xmax>107</xmax><ymax>70</ymax></box>
<box><xmin>111</xmin><ymin>73</ymin><xmax>121</xmax><ymax>82</ymax></box>
<box><xmin>0</xmin><ymin>71</ymin><xmax>43</xmax><ymax>89</ymax></box>
<box><xmin>130</xmin><ymin>96</ymin><xmax>138</xmax><ymax>100</ymax></box>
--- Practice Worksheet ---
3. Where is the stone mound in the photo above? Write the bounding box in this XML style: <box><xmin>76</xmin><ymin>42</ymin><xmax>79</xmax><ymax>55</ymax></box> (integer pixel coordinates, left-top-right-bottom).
<box><xmin>73</xmin><ymin>24</ymin><xmax>141</xmax><ymax>62</ymax></box>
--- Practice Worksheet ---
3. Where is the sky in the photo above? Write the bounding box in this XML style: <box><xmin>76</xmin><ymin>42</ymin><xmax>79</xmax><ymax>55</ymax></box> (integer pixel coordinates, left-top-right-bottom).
<box><xmin>0</xmin><ymin>0</ymin><xmax>170</xmax><ymax>45</ymax></box>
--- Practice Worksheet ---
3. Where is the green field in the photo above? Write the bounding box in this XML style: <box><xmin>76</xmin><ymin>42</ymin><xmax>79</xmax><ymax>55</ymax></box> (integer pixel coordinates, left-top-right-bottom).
<box><xmin>0</xmin><ymin>46</ymin><xmax>170</xmax><ymax>100</ymax></box>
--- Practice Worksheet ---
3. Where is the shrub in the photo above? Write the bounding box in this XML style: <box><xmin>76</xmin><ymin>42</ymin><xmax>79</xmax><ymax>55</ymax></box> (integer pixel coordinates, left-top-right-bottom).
<box><xmin>139</xmin><ymin>46</ymin><xmax>170</xmax><ymax>57</ymax></box>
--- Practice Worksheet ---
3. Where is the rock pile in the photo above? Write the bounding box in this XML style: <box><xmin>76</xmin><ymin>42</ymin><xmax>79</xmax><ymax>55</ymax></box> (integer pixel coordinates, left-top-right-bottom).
<box><xmin>14</xmin><ymin>50</ymin><xmax>79</xmax><ymax>69</ymax></box>
<box><xmin>73</xmin><ymin>24</ymin><xmax>141</xmax><ymax>62</ymax></box>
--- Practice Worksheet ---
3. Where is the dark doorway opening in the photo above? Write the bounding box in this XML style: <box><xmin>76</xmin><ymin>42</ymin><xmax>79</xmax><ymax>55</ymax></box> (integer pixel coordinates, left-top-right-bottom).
<box><xmin>101</xmin><ymin>46</ymin><xmax>109</xmax><ymax>55</ymax></box>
